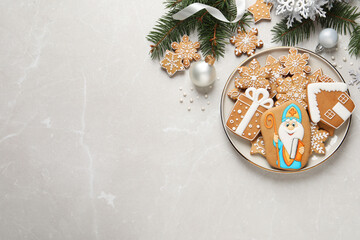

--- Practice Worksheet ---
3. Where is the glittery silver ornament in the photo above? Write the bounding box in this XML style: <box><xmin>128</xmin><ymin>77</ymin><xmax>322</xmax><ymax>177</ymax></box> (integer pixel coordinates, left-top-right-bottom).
<box><xmin>189</xmin><ymin>60</ymin><xmax>216</xmax><ymax>88</ymax></box>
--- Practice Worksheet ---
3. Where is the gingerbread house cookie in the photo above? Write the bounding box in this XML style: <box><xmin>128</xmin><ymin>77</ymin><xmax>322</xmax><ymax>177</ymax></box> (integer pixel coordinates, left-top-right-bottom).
<box><xmin>226</xmin><ymin>88</ymin><xmax>273</xmax><ymax>141</ymax></box>
<box><xmin>307</xmin><ymin>83</ymin><xmax>355</xmax><ymax>129</ymax></box>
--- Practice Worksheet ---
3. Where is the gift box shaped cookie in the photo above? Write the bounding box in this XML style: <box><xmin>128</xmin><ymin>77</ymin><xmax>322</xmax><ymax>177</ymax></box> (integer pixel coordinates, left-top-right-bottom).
<box><xmin>307</xmin><ymin>83</ymin><xmax>355</xmax><ymax>129</ymax></box>
<box><xmin>226</xmin><ymin>87</ymin><xmax>273</xmax><ymax>141</ymax></box>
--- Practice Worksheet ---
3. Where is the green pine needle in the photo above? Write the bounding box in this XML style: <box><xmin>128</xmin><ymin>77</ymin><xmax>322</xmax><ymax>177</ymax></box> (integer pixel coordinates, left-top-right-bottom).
<box><xmin>271</xmin><ymin>18</ymin><xmax>315</xmax><ymax>46</ymax></box>
<box><xmin>319</xmin><ymin>2</ymin><xmax>360</xmax><ymax>35</ymax></box>
<box><xmin>349</xmin><ymin>26</ymin><xmax>360</xmax><ymax>57</ymax></box>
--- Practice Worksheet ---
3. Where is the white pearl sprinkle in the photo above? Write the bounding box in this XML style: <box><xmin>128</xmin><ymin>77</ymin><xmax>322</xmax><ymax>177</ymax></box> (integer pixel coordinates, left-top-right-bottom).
<box><xmin>333</xmin><ymin>62</ymin><xmax>337</xmax><ymax>67</ymax></box>
<box><xmin>179</xmin><ymin>87</ymin><xmax>182</xmax><ymax>91</ymax></box>
<box><xmin>331</xmin><ymin>56</ymin><xmax>335</xmax><ymax>60</ymax></box>
<box><xmin>204</xmin><ymin>94</ymin><xmax>208</xmax><ymax>99</ymax></box>
<box><xmin>190</xmin><ymin>98</ymin><xmax>193</xmax><ymax>103</ymax></box>
<box><xmin>344</xmin><ymin>47</ymin><xmax>348</xmax><ymax>50</ymax></box>
<box><xmin>187</xmin><ymin>107</ymin><xmax>191</xmax><ymax>111</ymax></box>
<box><xmin>209</xmin><ymin>85</ymin><xmax>213</xmax><ymax>89</ymax></box>
<box><xmin>350</xmin><ymin>62</ymin><xmax>354</xmax><ymax>66</ymax></box>
<box><xmin>207</xmin><ymin>101</ymin><xmax>210</xmax><ymax>105</ymax></box>
<box><xmin>343</xmin><ymin>57</ymin><xmax>347</xmax><ymax>62</ymax></box>
<box><xmin>338</xmin><ymin>65</ymin><xmax>342</xmax><ymax>69</ymax></box>
<box><xmin>183</xmin><ymin>93</ymin><xmax>187</xmax><ymax>97</ymax></box>
<box><xmin>180</xmin><ymin>99</ymin><xmax>183</xmax><ymax>103</ymax></box>
<box><xmin>201</xmin><ymin>107</ymin><xmax>205</xmax><ymax>111</ymax></box>
<box><xmin>190</xmin><ymin>87</ymin><xmax>194</xmax><ymax>91</ymax></box>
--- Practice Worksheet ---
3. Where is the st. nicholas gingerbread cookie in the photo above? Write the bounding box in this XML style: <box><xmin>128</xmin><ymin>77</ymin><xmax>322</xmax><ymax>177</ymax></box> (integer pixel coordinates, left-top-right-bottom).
<box><xmin>260</xmin><ymin>101</ymin><xmax>311</xmax><ymax>171</ymax></box>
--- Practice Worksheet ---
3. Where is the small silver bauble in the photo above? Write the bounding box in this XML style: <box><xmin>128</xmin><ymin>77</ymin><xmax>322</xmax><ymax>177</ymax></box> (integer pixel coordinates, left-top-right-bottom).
<box><xmin>189</xmin><ymin>60</ymin><xmax>216</xmax><ymax>88</ymax></box>
<box><xmin>315</xmin><ymin>28</ymin><xmax>338</xmax><ymax>53</ymax></box>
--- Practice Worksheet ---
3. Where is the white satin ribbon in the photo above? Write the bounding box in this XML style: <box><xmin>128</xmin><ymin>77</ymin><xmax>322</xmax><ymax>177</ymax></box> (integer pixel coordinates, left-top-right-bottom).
<box><xmin>235</xmin><ymin>88</ymin><xmax>274</xmax><ymax>136</ymax></box>
<box><xmin>172</xmin><ymin>0</ymin><xmax>246</xmax><ymax>23</ymax></box>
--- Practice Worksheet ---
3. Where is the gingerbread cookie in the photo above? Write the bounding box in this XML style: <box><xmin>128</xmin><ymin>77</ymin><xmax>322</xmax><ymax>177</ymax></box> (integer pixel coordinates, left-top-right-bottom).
<box><xmin>310</xmin><ymin>122</ymin><xmax>329</xmax><ymax>155</ymax></box>
<box><xmin>250</xmin><ymin>135</ymin><xmax>266</xmax><ymax>156</ymax></box>
<box><xmin>265</xmin><ymin>55</ymin><xmax>283</xmax><ymax>97</ymax></box>
<box><xmin>318</xmin><ymin>121</ymin><xmax>335</xmax><ymax>136</ymax></box>
<box><xmin>230</xmin><ymin>28</ymin><xmax>263</xmax><ymax>56</ymax></box>
<box><xmin>307</xmin><ymin>69</ymin><xmax>323</xmax><ymax>84</ymax></box>
<box><xmin>235</xmin><ymin>59</ymin><xmax>270</xmax><ymax>90</ymax></box>
<box><xmin>275</xmin><ymin>74</ymin><xmax>309</xmax><ymax>108</ymax></box>
<box><xmin>160</xmin><ymin>50</ymin><xmax>185</xmax><ymax>76</ymax></box>
<box><xmin>248</xmin><ymin>0</ymin><xmax>272</xmax><ymax>23</ymax></box>
<box><xmin>227</xmin><ymin>88</ymin><xmax>242</xmax><ymax>101</ymax></box>
<box><xmin>171</xmin><ymin>35</ymin><xmax>201</xmax><ymax>68</ymax></box>
<box><xmin>307</xmin><ymin>82</ymin><xmax>355</xmax><ymax>129</ymax></box>
<box><xmin>260</xmin><ymin>101</ymin><xmax>311</xmax><ymax>171</ymax></box>
<box><xmin>279</xmin><ymin>48</ymin><xmax>311</xmax><ymax>75</ymax></box>
<box><xmin>226</xmin><ymin>88</ymin><xmax>273</xmax><ymax>141</ymax></box>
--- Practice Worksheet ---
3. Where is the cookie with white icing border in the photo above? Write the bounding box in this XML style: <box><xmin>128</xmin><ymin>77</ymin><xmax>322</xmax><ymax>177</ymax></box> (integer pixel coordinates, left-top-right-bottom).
<box><xmin>260</xmin><ymin>100</ymin><xmax>311</xmax><ymax>171</ymax></box>
<box><xmin>307</xmin><ymin>82</ymin><xmax>355</xmax><ymax>129</ymax></box>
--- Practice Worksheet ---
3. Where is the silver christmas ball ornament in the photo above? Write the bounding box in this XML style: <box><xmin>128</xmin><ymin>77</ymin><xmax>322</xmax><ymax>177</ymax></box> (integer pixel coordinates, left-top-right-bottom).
<box><xmin>315</xmin><ymin>28</ymin><xmax>338</xmax><ymax>53</ymax></box>
<box><xmin>189</xmin><ymin>56</ymin><xmax>216</xmax><ymax>88</ymax></box>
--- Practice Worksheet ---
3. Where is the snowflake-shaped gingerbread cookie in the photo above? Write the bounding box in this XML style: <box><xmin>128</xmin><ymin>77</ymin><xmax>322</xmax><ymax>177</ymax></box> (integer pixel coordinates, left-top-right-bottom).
<box><xmin>265</xmin><ymin>55</ymin><xmax>283</xmax><ymax>97</ymax></box>
<box><xmin>227</xmin><ymin>88</ymin><xmax>242</xmax><ymax>101</ymax></box>
<box><xmin>235</xmin><ymin>59</ymin><xmax>270</xmax><ymax>90</ymax></box>
<box><xmin>160</xmin><ymin>50</ymin><xmax>185</xmax><ymax>76</ymax></box>
<box><xmin>279</xmin><ymin>48</ymin><xmax>311</xmax><ymax>75</ymax></box>
<box><xmin>310</xmin><ymin>122</ymin><xmax>329</xmax><ymax>155</ymax></box>
<box><xmin>171</xmin><ymin>35</ymin><xmax>201</xmax><ymax>68</ymax></box>
<box><xmin>276</xmin><ymin>74</ymin><xmax>309</xmax><ymax>108</ymax></box>
<box><xmin>250</xmin><ymin>135</ymin><xmax>266</xmax><ymax>156</ymax></box>
<box><xmin>230</xmin><ymin>28</ymin><xmax>263</xmax><ymax>56</ymax></box>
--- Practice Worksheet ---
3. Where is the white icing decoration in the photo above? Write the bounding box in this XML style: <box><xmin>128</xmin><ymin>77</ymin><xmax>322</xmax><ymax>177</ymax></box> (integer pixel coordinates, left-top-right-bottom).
<box><xmin>257</xmin><ymin>125</ymin><xmax>260</xmax><ymax>128</ymax></box>
<box><xmin>232</xmin><ymin>127</ymin><xmax>236</xmax><ymax>130</ymax></box>
<box><xmin>307</xmin><ymin>83</ymin><xmax>348</xmax><ymax>123</ymax></box>
<box><xmin>234</xmin><ymin>87</ymin><xmax>273</xmax><ymax>137</ymax></box>
<box><xmin>332</xmin><ymin>102</ymin><xmax>351</xmax><ymax>121</ymax></box>
<box><xmin>230</xmin><ymin>120</ymin><xmax>234</xmax><ymax>123</ymax></box>
<box><xmin>238</xmin><ymin>110</ymin><xmax>242</xmax><ymax>114</ymax></box>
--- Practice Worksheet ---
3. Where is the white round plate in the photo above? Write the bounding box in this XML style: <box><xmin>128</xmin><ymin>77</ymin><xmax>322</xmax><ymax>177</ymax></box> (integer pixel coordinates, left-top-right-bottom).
<box><xmin>220</xmin><ymin>47</ymin><xmax>351</xmax><ymax>173</ymax></box>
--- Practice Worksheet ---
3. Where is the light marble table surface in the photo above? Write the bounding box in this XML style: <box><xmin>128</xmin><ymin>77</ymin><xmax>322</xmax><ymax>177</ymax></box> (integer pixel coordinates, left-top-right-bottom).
<box><xmin>1</xmin><ymin>0</ymin><xmax>360</xmax><ymax>239</ymax></box>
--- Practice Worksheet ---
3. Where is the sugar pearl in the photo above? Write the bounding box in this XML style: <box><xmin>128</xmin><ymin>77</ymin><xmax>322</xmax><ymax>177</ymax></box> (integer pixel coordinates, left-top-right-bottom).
<box><xmin>201</xmin><ymin>107</ymin><xmax>205</xmax><ymax>111</ymax></box>
<box><xmin>207</xmin><ymin>101</ymin><xmax>210</xmax><ymax>105</ymax></box>
<box><xmin>204</xmin><ymin>94</ymin><xmax>208</xmax><ymax>99</ymax></box>
<box><xmin>187</xmin><ymin>107</ymin><xmax>191</xmax><ymax>111</ymax></box>
<box><xmin>343</xmin><ymin>57</ymin><xmax>347</xmax><ymax>62</ymax></box>
<box><xmin>338</xmin><ymin>65</ymin><xmax>342</xmax><ymax>69</ymax></box>
<box><xmin>190</xmin><ymin>98</ymin><xmax>193</xmax><ymax>103</ymax></box>
<box><xmin>331</xmin><ymin>56</ymin><xmax>335</xmax><ymax>60</ymax></box>
<box><xmin>180</xmin><ymin>99</ymin><xmax>183</xmax><ymax>103</ymax></box>
<box><xmin>179</xmin><ymin>87</ymin><xmax>183</xmax><ymax>91</ymax></box>
<box><xmin>183</xmin><ymin>93</ymin><xmax>187</xmax><ymax>97</ymax></box>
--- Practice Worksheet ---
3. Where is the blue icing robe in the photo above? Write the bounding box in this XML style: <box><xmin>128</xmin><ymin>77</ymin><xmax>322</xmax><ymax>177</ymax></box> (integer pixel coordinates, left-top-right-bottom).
<box><xmin>273</xmin><ymin>139</ymin><xmax>302</xmax><ymax>170</ymax></box>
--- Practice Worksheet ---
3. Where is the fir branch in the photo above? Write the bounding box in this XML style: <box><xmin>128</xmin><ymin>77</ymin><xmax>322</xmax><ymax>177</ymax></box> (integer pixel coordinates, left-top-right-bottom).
<box><xmin>146</xmin><ymin>10</ymin><xmax>197</xmax><ymax>59</ymax></box>
<box><xmin>319</xmin><ymin>2</ymin><xmax>360</xmax><ymax>34</ymax></box>
<box><xmin>198</xmin><ymin>16</ymin><xmax>233</xmax><ymax>59</ymax></box>
<box><xmin>271</xmin><ymin>18</ymin><xmax>315</xmax><ymax>46</ymax></box>
<box><xmin>349</xmin><ymin>26</ymin><xmax>360</xmax><ymax>57</ymax></box>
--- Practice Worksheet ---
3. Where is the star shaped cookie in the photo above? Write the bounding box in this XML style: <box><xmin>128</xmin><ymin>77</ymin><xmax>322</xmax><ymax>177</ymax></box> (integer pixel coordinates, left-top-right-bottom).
<box><xmin>248</xmin><ymin>0</ymin><xmax>272</xmax><ymax>23</ymax></box>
